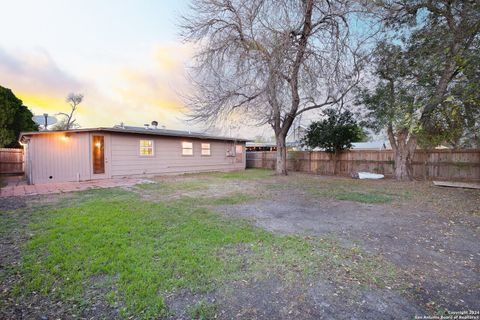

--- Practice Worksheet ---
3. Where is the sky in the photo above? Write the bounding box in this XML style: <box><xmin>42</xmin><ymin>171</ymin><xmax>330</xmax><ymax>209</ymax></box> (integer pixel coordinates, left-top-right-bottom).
<box><xmin>0</xmin><ymin>0</ymin><xmax>228</xmax><ymax>134</ymax></box>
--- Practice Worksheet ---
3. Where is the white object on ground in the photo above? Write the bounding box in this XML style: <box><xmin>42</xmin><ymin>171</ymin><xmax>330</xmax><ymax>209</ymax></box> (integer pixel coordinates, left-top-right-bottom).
<box><xmin>137</xmin><ymin>179</ymin><xmax>156</xmax><ymax>184</ymax></box>
<box><xmin>357</xmin><ymin>172</ymin><xmax>384</xmax><ymax>180</ymax></box>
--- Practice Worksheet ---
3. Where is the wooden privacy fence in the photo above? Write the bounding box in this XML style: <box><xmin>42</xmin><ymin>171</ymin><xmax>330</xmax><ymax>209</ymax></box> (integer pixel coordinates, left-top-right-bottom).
<box><xmin>0</xmin><ymin>148</ymin><xmax>24</xmax><ymax>174</ymax></box>
<box><xmin>247</xmin><ymin>149</ymin><xmax>480</xmax><ymax>182</ymax></box>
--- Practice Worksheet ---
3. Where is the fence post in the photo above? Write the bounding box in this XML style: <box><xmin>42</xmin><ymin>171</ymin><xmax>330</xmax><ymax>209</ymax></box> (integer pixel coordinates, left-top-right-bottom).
<box><xmin>308</xmin><ymin>150</ymin><xmax>313</xmax><ymax>173</ymax></box>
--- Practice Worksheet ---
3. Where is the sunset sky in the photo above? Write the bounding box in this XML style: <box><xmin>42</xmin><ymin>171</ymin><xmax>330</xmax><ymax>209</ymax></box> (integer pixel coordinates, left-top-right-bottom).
<box><xmin>0</xmin><ymin>0</ymin><xmax>238</xmax><ymax>134</ymax></box>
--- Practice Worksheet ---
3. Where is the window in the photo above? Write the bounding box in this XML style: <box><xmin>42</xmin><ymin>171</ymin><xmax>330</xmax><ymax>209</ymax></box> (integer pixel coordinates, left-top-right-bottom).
<box><xmin>182</xmin><ymin>142</ymin><xmax>193</xmax><ymax>155</ymax></box>
<box><xmin>201</xmin><ymin>143</ymin><xmax>211</xmax><ymax>156</ymax></box>
<box><xmin>140</xmin><ymin>140</ymin><xmax>154</xmax><ymax>156</ymax></box>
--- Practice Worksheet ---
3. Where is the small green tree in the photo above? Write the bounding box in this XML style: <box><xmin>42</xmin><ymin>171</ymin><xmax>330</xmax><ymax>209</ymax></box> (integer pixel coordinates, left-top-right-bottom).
<box><xmin>303</xmin><ymin>109</ymin><xmax>366</xmax><ymax>153</ymax></box>
<box><xmin>303</xmin><ymin>109</ymin><xmax>365</xmax><ymax>174</ymax></box>
<box><xmin>0</xmin><ymin>86</ymin><xmax>38</xmax><ymax>147</ymax></box>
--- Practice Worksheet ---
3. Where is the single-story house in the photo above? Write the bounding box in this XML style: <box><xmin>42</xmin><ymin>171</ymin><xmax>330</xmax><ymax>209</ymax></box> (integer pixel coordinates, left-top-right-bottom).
<box><xmin>19</xmin><ymin>126</ymin><xmax>249</xmax><ymax>184</ymax></box>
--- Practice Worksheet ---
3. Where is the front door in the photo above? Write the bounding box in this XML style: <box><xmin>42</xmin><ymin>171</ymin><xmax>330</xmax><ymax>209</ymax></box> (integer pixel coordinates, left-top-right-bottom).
<box><xmin>235</xmin><ymin>144</ymin><xmax>243</xmax><ymax>163</ymax></box>
<box><xmin>92</xmin><ymin>135</ymin><xmax>105</xmax><ymax>174</ymax></box>
<box><xmin>91</xmin><ymin>135</ymin><xmax>110</xmax><ymax>179</ymax></box>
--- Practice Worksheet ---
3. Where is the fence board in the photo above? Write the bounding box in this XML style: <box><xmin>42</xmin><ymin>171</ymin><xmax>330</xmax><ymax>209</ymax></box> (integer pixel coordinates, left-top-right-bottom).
<box><xmin>247</xmin><ymin>149</ymin><xmax>480</xmax><ymax>182</ymax></box>
<box><xmin>0</xmin><ymin>148</ymin><xmax>24</xmax><ymax>174</ymax></box>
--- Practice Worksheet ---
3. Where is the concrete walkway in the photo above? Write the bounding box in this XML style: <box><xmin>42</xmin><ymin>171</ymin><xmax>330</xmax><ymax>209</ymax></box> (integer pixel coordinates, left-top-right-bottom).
<box><xmin>0</xmin><ymin>178</ymin><xmax>142</xmax><ymax>198</ymax></box>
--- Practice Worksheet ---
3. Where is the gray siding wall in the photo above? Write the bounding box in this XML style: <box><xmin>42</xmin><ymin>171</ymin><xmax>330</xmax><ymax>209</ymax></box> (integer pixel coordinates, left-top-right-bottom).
<box><xmin>109</xmin><ymin>133</ymin><xmax>246</xmax><ymax>177</ymax></box>
<box><xmin>28</xmin><ymin>132</ymin><xmax>91</xmax><ymax>184</ymax></box>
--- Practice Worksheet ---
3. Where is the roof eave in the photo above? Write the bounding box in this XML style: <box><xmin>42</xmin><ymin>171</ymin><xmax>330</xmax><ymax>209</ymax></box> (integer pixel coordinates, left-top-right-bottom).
<box><xmin>19</xmin><ymin>127</ymin><xmax>252</xmax><ymax>142</ymax></box>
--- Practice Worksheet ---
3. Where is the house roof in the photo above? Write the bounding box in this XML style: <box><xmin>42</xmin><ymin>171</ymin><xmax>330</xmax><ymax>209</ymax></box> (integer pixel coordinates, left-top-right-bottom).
<box><xmin>20</xmin><ymin>126</ymin><xmax>251</xmax><ymax>142</ymax></box>
<box><xmin>246</xmin><ymin>142</ymin><xmax>277</xmax><ymax>147</ymax></box>
<box><xmin>351</xmin><ymin>141</ymin><xmax>388</xmax><ymax>150</ymax></box>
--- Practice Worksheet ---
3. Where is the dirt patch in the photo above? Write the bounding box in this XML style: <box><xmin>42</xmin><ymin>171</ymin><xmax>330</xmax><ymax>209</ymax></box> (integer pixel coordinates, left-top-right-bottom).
<box><xmin>216</xmin><ymin>187</ymin><xmax>480</xmax><ymax>313</ymax></box>
<box><xmin>164</xmin><ymin>275</ymin><xmax>425</xmax><ymax>320</ymax></box>
<box><xmin>164</xmin><ymin>289</ymin><xmax>216</xmax><ymax>319</ymax></box>
<box><xmin>0</xmin><ymin>196</ymin><xmax>28</xmax><ymax>211</ymax></box>
<box><xmin>133</xmin><ymin>175</ymin><xmax>268</xmax><ymax>202</ymax></box>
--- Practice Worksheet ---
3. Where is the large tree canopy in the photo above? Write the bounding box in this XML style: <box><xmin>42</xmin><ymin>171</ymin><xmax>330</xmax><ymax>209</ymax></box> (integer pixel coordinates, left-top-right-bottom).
<box><xmin>182</xmin><ymin>0</ymin><xmax>369</xmax><ymax>174</ymax></box>
<box><xmin>357</xmin><ymin>0</ymin><xmax>480</xmax><ymax>180</ymax></box>
<box><xmin>0</xmin><ymin>86</ymin><xmax>38</xmax><ymax>148</ymax></box>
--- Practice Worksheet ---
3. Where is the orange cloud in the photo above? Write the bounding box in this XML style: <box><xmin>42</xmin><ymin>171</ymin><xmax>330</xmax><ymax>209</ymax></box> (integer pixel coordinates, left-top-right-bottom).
<box><xmin>0</xmin><ymin>44</ymin><xmax>259</xmax><ymax>138</ymax></box>
<box><xmin>111</xmin><ymin>43</ymin><xmax>194</xmax><ymax>124</ymax></box>
<box><xmin>15</xmin><ymin>93</ymin><xmax>65</xmax><ymax>114</ymax></box>
<box><xmin>0</xmin><ymin>45</ymin><xmax>194</xmax><ymax>129</ymax></box>
<box><xmin>154</xmin><ymin>44</ymin><xmax>193</xmax><ymax>73</ymax></box>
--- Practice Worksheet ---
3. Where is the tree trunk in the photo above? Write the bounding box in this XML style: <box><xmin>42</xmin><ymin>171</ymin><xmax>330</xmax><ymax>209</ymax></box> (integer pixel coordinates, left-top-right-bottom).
<box><xmin>393</xmin><ymin>148</ymin><xmax>410</xmax><ymax>180</ymax></box>
<box><xmin>275</xmin><ymin>133</ymin><xmax>288</xmax><ymax>175</ymax></box>
<box><xmin>388</xmin><ymin>127</ymin><xmax>417</xmax><ymax>181</ymax></box>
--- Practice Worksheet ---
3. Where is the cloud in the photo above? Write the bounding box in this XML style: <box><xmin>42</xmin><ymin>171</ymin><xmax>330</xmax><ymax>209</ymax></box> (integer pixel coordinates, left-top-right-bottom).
<box><xmin>0</xmin><ymin>44</ymin><xmax>265</xmax><ymax>138</ymax></box>
<box><xmin>0</xmin><ymin>47</ymin><xmax>85</xmax><ymax>116</ymax></box>
<box><xmin>110</xmin><ymin>43</ymin><xmax>194</xmax><ymax>126</ymax></box>
<box><xmin>0</xmin><ymin>44</ymin><xmax>193</xmax><ymax>129</ymax></box>
<box><xmin>0</xmin><ymin>47</ymin><xmax>82</xmax><ymax>97</ymax></box>
<box><xmin>154</xmin><ymin>44</ymin><xmax>193</xmax><ymax>73</ymax></box>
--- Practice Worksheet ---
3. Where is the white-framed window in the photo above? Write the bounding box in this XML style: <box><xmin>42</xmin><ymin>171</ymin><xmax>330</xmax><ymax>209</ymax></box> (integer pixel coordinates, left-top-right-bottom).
<box><xmin>201</xmin><ymin>143</ymin><xmax>211</xmax><ymax>156</ymax></box>
<box><xmin>182</xmin><ymin>141</ymin><xmax>193</xmax><ymax>156</ymax></box>
<box><xmin>139</xmin><ymin>139</ymin><xmax>154</xmax><ymax>156</ymax></box>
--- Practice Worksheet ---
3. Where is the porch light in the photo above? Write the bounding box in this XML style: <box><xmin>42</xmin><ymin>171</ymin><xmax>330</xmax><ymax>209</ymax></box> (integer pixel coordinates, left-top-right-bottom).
<box><xmin>61</xmin><ymin>134</ymin><xmax>70</xmax><ymax>141</ymax></box>
<box><xmin>95</xmin><ymin>142</ymin><xmax>102</xmax><ymax>148</ymax></box>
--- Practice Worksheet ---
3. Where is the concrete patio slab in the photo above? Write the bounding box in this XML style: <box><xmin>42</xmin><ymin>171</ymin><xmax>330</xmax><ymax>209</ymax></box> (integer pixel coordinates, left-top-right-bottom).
<box><xmin>0</xmin><ymin>178</ymin><xmax>142</xmax><ymax>198</ymax></box>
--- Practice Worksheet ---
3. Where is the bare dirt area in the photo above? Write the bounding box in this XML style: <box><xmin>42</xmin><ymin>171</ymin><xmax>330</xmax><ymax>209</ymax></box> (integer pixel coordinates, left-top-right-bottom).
<box><xmin>215</xmin><ymin>173</ymin><xmax>480</xmax><ymax>317</ymax></box>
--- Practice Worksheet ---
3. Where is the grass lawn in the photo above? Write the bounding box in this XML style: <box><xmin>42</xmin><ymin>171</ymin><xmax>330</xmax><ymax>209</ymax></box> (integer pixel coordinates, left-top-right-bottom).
<box><xmin>1</xmin><ymin>170</ymin><xmax>400</xmax><ymax>319</ymax></box>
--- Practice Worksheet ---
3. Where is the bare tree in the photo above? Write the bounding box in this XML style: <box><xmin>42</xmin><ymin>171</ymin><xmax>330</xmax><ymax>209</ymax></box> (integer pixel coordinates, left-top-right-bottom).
<box><xmin>181</xmin><ymin>0</ymin><xmax>369</xmax><ymax>174</ymax></box>
<box><xmin>56</xmin><ymin>93</ymin><xmax>83</xmax><ymax>130</ymax></box>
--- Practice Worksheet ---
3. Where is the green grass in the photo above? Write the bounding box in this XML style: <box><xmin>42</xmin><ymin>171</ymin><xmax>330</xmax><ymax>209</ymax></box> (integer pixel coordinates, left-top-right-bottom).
<box><xmin>334</xmin><ymin>191</ymin><xmax>393</xmax><ymax>204</ymax></box>
<box><xmin>178</xmin><ymin>193</ymin><xmax>256</xmax><ymax>206</ymax></box>
<box><xmin>17</xmin><ymin>189</ymin><xmax>270</xmax><ymax>318</ymax></box>
<box><xmin>7</xmin><ymin>176</ymin><xmax>400</xmax><ymax>319</ymax></box>
<box><xmin>187</xmin><ymin>300</ymin><xmax>218</xmax><ymax>320</ymax></box>
<box><xmin>203</xmin><ymin>168</ymin><xmax>273</xmax><ymax>180</ymax></box>
<box><xmin>136</xmin><ymin>180</ymin><xmax>207</xmax><ymax>193</ymax></box>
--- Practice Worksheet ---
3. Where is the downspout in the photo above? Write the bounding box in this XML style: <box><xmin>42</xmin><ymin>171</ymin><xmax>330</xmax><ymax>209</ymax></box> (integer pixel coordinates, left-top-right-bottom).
<box><xmin>234</xmin><ymin>139</ymin><xmax>237</xmax><ymax>165</ymax></box>
<box><xmin>28</xmin><ymin>140</ymin><xmax>32</xmax><ymax>184</ymax></box>
<box><xmin>21</xmin><ymin>137</ymin><xmax>32</xmax><ymax>185</ymax></box>
<box><xmin>88</xmin><ymin>133</ymin><xmax>92</xmax><ymax>180</ymax></box>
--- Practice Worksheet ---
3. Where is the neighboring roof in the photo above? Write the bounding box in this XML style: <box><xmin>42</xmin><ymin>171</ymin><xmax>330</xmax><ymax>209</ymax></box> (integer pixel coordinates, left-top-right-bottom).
<box><xmin>246</xmin><ymin>142</ymin><xmax>277</xmax><ymax>147</ymax></box>
<box><xmin>20</xmin><ymin>126</ymin><xmax>251</xmax><ymax>142</ymax></box>
<box><xmin>351</xmin><ymin>141</ymin><xmax>388</xmax><ymax>150</ymax></box>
